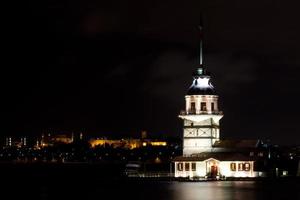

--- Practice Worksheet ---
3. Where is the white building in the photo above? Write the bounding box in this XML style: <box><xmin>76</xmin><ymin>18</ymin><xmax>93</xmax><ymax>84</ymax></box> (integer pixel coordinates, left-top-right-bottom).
<box><xmin>178</xmin><ymin>67</ymin><xmax>223</xmax><ymax>155</ymax></box>
<box><xmin>174</xmin><ymin>152</ymin><xmax>256</xmax><ymax>179</ymax></box>
<box><xmin>174</xmin><ymin>24</ymin><xmax>260</xmax><ymax>179</ymax></box>
<box><xmin>174</xmin><ymin>64</ymin><xmax>258</xmax><ymax>178</ymax></box>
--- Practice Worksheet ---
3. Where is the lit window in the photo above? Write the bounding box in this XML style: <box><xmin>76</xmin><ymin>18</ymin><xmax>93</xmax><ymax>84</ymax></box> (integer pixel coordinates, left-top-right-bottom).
<box><xmin>258</xmin><ymin>152</ymin><xmax>264</xmax><ymax>157</ymax></box>
<box><xmin>190</xmin><ymin>102</ymin><xmax>196</xmax><ymax>114</ymax></box>
<box><xmin>238</xmin><ymin>163</ymin><xmax>243</xmax><ymax>171</ymax></box>
<box><xmin>185</xmin><ymin>163</ymin><xmax>190</xmax><ymax>171</ymax></box>
<box><xmin>249</xmin><ymin>152</ymin><xmax>254</xmax><ymax>156</ymax></box>
<box><xmin>191</xmin><ymin>163</ymin><xmax>196</xmax><ymax>171</ymax></box>
<box><xmin>230</xmin><ymin>163</ymin><xmax>236</xmax><ymax>171</ymax></box>
<box><xmin>177</xmin><ymin>163</ymin><xmax>183</xmax><ymax>171</ymax></box>
<box><xmin>201</xmin><ymin>102</ymin><xmax>207</xmax><ymax>111</ymax></box>
<box><xmin>244</xmin><ymin>163</ymin><xmax>250</xmax><ymax>171</ymax></box>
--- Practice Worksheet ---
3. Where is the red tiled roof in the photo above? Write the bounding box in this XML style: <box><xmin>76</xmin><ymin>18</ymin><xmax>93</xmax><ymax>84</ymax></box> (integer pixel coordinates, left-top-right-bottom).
<box><xmin>213</xmin><ymin>139</ymin><xmax>260</xmax><ymax>148</ymax></box>
<box><xmin>173</xmin><ymin>152</ymin><xmax>255</xmax><ymax>162</ymax></box>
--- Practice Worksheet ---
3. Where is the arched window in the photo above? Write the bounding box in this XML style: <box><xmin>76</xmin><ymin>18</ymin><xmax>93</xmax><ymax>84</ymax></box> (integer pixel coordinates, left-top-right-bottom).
<box><xmin>190</xmin><ymin>102</ymin><xmax>196</xmax><ymax>114</ymax></box>
<box><xmin>244</xmin><ymin>163</ymin><xmax>250</xmax><ymax>171</ymax></box>
<box><xmin>185</xmin><ymin>163</ymin><xmax>190</xmax><ymax>171</ymax></box>
<box><xmin>191</xmin><ymin>163</ymin><xmax>196</xmax><ymax>171</ymax></box>
<box><xmin>230</xmin><ymin>163</ymin><xmax>236</xmax><ymax>171</ymax></box>
<box><xmin>201</xmin><ymin>102</ymin><xmax>206</xmax><ymax>111</ymax></box>
<box><xmin>177</xmin><ymin>163</ymin><xmax>183</xmax><ymax>171</ymax></box>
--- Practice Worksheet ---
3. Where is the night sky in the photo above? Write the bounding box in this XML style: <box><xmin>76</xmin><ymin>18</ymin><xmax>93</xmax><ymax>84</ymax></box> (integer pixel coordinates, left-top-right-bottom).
<box><xmin>3</xmin><ymin>0</ymin><xmax>300</xmax><ymax>145</ymax></box>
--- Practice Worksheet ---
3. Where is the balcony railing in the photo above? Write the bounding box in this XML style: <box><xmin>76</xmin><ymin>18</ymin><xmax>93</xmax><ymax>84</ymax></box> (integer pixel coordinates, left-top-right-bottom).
<box><xmin>180</xmin><ymin>110</ymin><xmax>223</xmax><ymax>115</ymax></box>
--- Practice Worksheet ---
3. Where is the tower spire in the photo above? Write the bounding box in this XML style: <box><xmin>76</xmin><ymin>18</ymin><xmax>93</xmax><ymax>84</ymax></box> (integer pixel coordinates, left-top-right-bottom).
<box><xmin>193</xmin><ymin>14</ymin><xmax>206</xmax><ymax>77</ymax></box>
<box><xmin>199</xmin><ymin>14</ymin><xmax>203</xmax><ymax>67</ymax></box>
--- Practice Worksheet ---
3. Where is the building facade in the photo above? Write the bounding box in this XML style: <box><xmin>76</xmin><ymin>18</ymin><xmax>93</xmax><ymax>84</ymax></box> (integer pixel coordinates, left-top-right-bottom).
<box><xmin>174</xmin><ymin>24</ymin><xmax>259</xmax><ymax>179</ymax></box>
<box><xmin>179</xmin><ymin>68</ymin><xmax>223</xmax><ymax>155</ymax></box>
<box><xmin>174</xmin><ymin>152</ymin><xmax>256</xmax><ymax>178</ymax></box>
<box><xmin>174</xmin><ymin>64</ymin><xmax>259</xmax><ymax>179</ymax></box>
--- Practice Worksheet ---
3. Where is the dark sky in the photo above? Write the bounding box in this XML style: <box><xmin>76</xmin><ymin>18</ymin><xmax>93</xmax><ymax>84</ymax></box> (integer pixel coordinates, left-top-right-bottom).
<box><xmin>3</xmin><ymin>0</ymin><xmax>300</xmax><ymax>145</ymax></box>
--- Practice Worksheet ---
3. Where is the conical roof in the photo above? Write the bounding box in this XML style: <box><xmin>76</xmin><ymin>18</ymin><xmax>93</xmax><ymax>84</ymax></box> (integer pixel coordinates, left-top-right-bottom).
<box><xmin>187</xmin><ymin>67</ymin><xmax>216</xmax><ymax>95</ymax></box>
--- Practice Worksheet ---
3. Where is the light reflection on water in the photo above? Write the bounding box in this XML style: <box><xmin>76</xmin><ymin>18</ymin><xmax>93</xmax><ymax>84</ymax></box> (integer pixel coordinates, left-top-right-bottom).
<box><xmin>2</xmin><ymin>165</ymin><xmax>299</xmax><ymax>200</ymax></box>
<box><xmin>17</xmin><ymin>179</ymin><xmax>300</xmax><ymax>200</ymax></box>
<box><xmin>169</xmin><ymin>181</ymin><xmax>256</xmax><ymax>200</ymax></box>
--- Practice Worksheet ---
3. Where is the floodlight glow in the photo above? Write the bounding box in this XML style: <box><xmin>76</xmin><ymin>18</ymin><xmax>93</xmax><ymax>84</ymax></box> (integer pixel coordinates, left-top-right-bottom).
<box><xmin>190</xmin><ymin>77</ymin><xmax>214</xmax><ymax>89</ymax></box>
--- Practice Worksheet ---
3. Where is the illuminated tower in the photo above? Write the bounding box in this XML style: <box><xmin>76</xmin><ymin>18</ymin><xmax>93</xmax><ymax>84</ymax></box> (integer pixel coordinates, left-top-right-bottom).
<box><xmin>179</xmin><ymin>22</ymin><xmax>223</xmax><ymax>156</ymax></box>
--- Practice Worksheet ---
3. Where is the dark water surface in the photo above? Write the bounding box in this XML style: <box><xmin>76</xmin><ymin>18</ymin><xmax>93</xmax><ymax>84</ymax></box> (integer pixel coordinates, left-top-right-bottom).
<box><xmin>1</xmin><ymin>163</ymin><xmax>299</xmax><ymax>200</ymax></box>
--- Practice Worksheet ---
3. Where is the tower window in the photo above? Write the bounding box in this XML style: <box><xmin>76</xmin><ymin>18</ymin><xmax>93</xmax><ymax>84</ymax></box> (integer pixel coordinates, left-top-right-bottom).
<box><xmin>201</xmin><ymin>102</ymin><xmax>206</xmax><ymax>111</ymax></box>
<box><xmin>211</xmin><ymin>102</ymin><xmax>215</xmax><ymax>111</ymax></box>
<box><xmin>190</xmin><ymin>102</ymin><xmax>196</xmax><ymax>114</ymax></box>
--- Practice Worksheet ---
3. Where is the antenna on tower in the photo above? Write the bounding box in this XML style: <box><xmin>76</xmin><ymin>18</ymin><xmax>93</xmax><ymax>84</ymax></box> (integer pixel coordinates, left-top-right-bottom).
<box><xmin>193</xmin><ymin>13</ymin><xmax>207</xmax><ymax>77</ymax></box>
<box><xmin>199</xmin><ymin>13</ymin><xmax>204</xmax><ymax>67</ymax></box>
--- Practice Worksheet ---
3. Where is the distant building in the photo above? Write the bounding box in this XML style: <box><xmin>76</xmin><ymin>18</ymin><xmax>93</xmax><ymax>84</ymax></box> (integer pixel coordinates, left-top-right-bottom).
<box><xmin>89</xmin><ymin>138</ymin><xmax>167</xmax><ymax>149</ymax></box>
<box><xmin>89</xmin><ymin>131</ymin><xmax>167</xmax><ymax>149</ymax></box>
<box><xmin>5</xmin><ymin>137</ymin><xmax>12</xmax><ymax>147</ymax></box>
<box><xmin>37</xmin><ymin>132</ymin><xmax>74</xmax><ymax>148</ymax></box>
<box><xmin>4</xmin><ymin>136</ymin><xmax>27</xmax><ymax>148</ymax></box>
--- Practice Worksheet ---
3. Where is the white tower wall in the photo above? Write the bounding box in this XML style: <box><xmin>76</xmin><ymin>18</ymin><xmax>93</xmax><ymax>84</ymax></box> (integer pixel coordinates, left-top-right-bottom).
<box><xmin>179</xmin><ymin>93</ymin><xmax>223</xmax><ymax>156</ymax></box>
